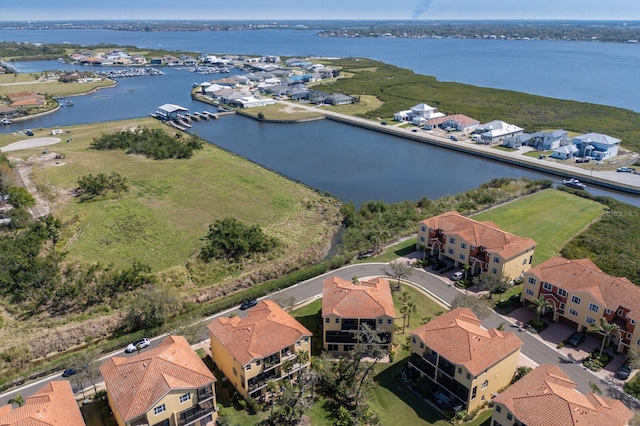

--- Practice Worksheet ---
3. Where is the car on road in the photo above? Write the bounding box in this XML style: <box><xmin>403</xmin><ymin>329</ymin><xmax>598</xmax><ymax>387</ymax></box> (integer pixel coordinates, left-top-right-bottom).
<box><xmin>25</xmin><ymin>129</ymin><xmax>34</xmax><ymax>136</ymax></box>
<box><xmin>125</xmin><ymin>337</ymin><xmax>150</xmax><ymax>353</ymax></box>
<box><xmin>431</xmin><ymin>260</ymin><xmax>445</xmax><ymax>271</ymax></box>
<box><xmin>567</xmin><ymin>332</ymin><xmax>585</xmax><ymax>347</ymax></box>
<box><xmin>240</xmin><ymin>298</ymin><xmax>259</xmax><ymax>310</ymax></box>
<box><xmin>616</xmin><ymin>361</ymin><xmax>632</xmax><ymax>380</ymax></box>
<box><xmin>62</xmin><ymin>368</ymin><xmax>77</xmax><ymax>377</ymax></box>
<box><xmin>411</xmin><ymin>129</ymin><xmax>418</xmax><ymax>132</ymax></box>
<box><xmin>451</xmin><ymin>271</ymin><xmax>464</xmax><ymax>281</ymax></box>
<box><xmin>617</xmin><ymin>167</ymin><xmax>634</xmax><ymax>173</ymax></box>
<box><xmin>380</xmin><ymin>121</ymin><xmax>388</xmax><ymax>126</ymax></box>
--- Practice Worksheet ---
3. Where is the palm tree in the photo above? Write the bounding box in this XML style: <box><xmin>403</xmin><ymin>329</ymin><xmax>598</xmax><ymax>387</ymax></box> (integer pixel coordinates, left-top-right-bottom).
<box><xmin>405</xmin><ymin>301</ymin><xmax>417</xmax><ymax>328</ymax></box>
<box><xmin>532</xmin><ymin>296</ymin><xmax>553</xmax><ymax>324</ymax></box>
<box><xmin>8</xmin><ymin>393</ymin><xmax>24</xmax><ymax>407</ymax></box>
<box><xmin>351</xmin><ymin>275</ymin><xmax>360</xmax><ymax>285</ymax></box>
<box><xmin>588</xmin><ymin>317</ymin><xmax>620</xmax><ymax>357</ymax></box>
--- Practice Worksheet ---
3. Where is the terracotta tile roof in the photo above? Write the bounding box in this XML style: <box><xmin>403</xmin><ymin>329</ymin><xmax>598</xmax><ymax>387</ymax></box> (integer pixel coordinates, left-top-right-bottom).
<box><xmin>10</xmin><ymin>98</ymin><xmax>45</xmax><ymax>107</ymax></box>
<box><xmin>7</xmin><ymin>91</ymin><xmax>40</xmax><ymax>101</ymax></box>
<box><xmin>412</xmin><ymin>307</ymin><xmax>522</xmax><ymax>376</ymax></box>
<box><xmin>419</xmin><ymin>211</ymin><xmax>536</xmax><ymax>260</ymax></box>
<box><xmin>493</xmin><ymin>364</ymin><xmax>633</xmax><ymax>426</ymax></box>
<box><xmin>207</xmin><ymin>300</ymin><xmax>311</xmax><ymax>367</ymax></box>
<box><xmin>322</xmin><ymin>276</ymin><xmax>396</xmax><ymax>319</ymax></box>
<box><xmin>0</xmin><ymin>380</ymin><xmax>85</xmax><ymax>426</ymax></box>
<box><xmin>426</xmin><ymin>113</ymin><xmax>480</xmax><ymax>127</ymax></box>
<box><xmin>99</xmin><ymin>335</ymin><xmax>216</xmax><ymax>423</ymax></box>
<box><xmin>529</xmin><ymin>256</ymin><xmax>640</xmax><ymax>321</ymax></box>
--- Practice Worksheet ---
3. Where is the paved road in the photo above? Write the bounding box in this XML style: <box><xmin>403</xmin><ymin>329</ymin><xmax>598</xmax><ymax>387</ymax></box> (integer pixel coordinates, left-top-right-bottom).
<box><xmin>0</xmin><ymin>261</ymin><xmax>618</xmax><ymax>406</ymax></box>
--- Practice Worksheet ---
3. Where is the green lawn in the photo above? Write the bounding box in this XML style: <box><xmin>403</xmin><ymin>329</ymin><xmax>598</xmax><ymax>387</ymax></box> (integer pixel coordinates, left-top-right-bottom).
<box><xmin>471</xmin><ymin>189</ymin><xmax>605</xmax><ymax>265</ymax></box>
<box><xmin>3</xmin><ymin>118</ymin><xmax>338</xmax><ymax>271</ymax></box>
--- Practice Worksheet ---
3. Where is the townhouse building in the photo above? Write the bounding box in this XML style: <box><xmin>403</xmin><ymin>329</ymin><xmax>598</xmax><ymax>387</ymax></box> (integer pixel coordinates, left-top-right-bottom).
<box><xmin>0</xmin><ymin>381</ymin><xmax>85</xmax><ymax>426</ymax></box>
<box><xmin>417</xmin><ymin>211</ymin><xmax>537</xmax><ymax>281</ymax></box>
<box><xmin>322</xmin><ymin>276</ymin><xmax>396</xmax><ymax>354</ymax></box>
<box><xmin>208</xmin><ymin>300</ymin><xmax>312</xmax><ymax>399</ymax></box>
<box><xmin>100</xmin><ymin>335</ymin><xmax>217</xmax><ymax>426</ymax></box>
<box><xmin>491</xmin><ymin>364</ymin><xmax>633</xmax><ymax>426</ymax></box>
<box><xmin>521</xmin><ymin>256</ymin><xmax>640</xmax><ymax>352</ymax></box>
<box><xmin>409</xmin><ymin>308</ymin><xmax>522</xmax><ymax>412</ymax></box>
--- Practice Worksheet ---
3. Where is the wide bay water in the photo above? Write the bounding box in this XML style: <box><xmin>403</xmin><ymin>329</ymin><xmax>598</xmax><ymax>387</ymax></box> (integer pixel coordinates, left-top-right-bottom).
<box><xmin>1</xmin><ymin>28</ymin><xmax>639</xmax><ymax>207</ymax></box>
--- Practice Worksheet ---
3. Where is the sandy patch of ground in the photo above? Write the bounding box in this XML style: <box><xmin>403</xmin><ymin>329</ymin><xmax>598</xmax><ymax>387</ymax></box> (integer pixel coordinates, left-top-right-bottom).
<box><xmin>1</xmin><ymin>137</ymin><xmax>62</xmax><ymax>152</ymax></box>
<box><xmin>279</xmin><ymin>105</ymin><xmax>305</xmax><ymax>114</ymax></box>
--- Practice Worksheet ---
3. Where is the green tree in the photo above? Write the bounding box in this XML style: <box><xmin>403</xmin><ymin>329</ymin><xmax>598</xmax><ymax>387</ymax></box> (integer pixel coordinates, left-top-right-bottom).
<box><xmin>474</xmin><ymin>273</ymin><xmax>510</xmax><ymax>299</ymax></box>
<box><xmin>532</xmin><ymin>296</ymin><xmax>553</xmax><ymax>323</ymax></box>
<box><xmin>7</xmin><ymin>186</ymin><xmax>35</xmax><ymax>208</ymax></box>
<box><xmin>451</xmin><ymin>294</ymin><xmax>491</xmax><ymax>319</ymax></box>
<box><xmin>8</xmin><ymin>393</ymin><xmax>24</xmax><ymax>407</ymax></box>
<box><xmin>125</xmin><ymin>285</ymin><xmax>180</xmax><ymax>330</ymax></box>
<box><xmin>588</xmin><ymin>317</ymin><xmax>620</xmax><ymax>357</ymax></box>
<box><xmin>199</xmin><ymin>217</ymin><xmax>279</xmax><ymax>262</ymax></box>
<box><xmin>405</xmin><ymin>301</ymin><xmax>417</xmax><ymax>328</ymax></box>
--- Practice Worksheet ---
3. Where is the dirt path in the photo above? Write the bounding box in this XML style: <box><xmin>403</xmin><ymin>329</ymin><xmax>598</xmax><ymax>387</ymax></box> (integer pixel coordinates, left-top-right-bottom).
<box><xmin>1</xmin><ymin>137</ymin><xmax>61</xmax><ymax>152</ymax></box>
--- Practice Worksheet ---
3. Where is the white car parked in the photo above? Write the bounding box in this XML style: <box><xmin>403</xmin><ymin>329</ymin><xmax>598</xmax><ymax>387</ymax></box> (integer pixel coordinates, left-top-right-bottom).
<box><xmin>451</xmin><ymin>271</ymin><xmax>464</xmax><ymax>281</ymax></box>
<box><xmin>125</xmin><ymin>337</ymin><xmax>150</xmax><ymax>353</ymax></box>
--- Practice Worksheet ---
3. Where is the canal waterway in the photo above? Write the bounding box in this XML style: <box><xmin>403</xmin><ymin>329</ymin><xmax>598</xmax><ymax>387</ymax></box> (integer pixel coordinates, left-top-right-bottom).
<box><xmin>1</xmin><ymin>31</ymin><xmax>639</xmax><ymax>207</ymax></box>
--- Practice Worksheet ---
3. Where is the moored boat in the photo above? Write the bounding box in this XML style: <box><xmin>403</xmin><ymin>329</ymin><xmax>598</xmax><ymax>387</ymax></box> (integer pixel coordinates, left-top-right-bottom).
<box><xmin>562</xmin><ymin>178</ymin><xmax>587</xmax><ymax>190</ymax></box>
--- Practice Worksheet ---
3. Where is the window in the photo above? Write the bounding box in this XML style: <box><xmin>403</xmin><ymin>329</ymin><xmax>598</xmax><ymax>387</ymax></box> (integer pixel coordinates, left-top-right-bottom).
<box><xmin>589</xmin><ymin>303</ymin><xmax>599</xmax><ymax>313</ymax></box>
<box><xmin>543</xmin><ymin>282</ymin><xmax>553</xmax><ymax>291</ymax></box>
<box><xmin>420</xmin><ymin>236</ymin><xmax>425</xmax><ymax>242</ymax></box>
<box><xmin>154</xmin><ymin>404</ymin><xmax>166</xmax><ymax>415</ymax></box>
<box><xmin>471</xmin><ymin>386</ymin><xmax>477</xmax><ymax>399</ymax></box>
<box><xmin>325</xmin><ymin>317</ymin><xmax>330</xmax><ymax>323</ymax></box>
<box><xmin>632</xmin><ymin>320</ymin><xmax>637</xmax><ymax>325</ymax></box>
<box><xmin>232</xmin><ymin>367</ymin><xmax>237</xmax><ymax>376</ymax></box>
<box><xmin>529</xmin><ymin>255</ymin><xmax>533</xmax><ymax>264</ymax></box>
<box><xmin>528</xmin><ymin>277</ymin><xmax>536</xmax><ymax>285</ymax></box>
<box><xmin>296</xmin><ymin>341</ymin><xmax>301</xmax><ymax>347</ymax></box>
<box><xmin>246</xmin><ymin>364</ymin><xmax>251</xmax><ymax>370</ymax></box>
<box><xmin>471</xmin><ymin>245</ymin><xmax>476</xmax><ymax>250</ymax></box>
<box><xmin>449</xmin><ymin>237</ymin><xmax>455</xmax><ymax>244</ymax></box>
<box><xmin>492</xmin><ymin>268</ymin><xmax>498</xmax><ymax>274</ymax></box>
<box><xmin>569</xmin><ymin>308</ymin><xmax>578</xmax><ymax>316</ymax></box>
<box><xmin>256</xmin><ymin>360</ymin><xmax>261</xmax><ymax>366</ymax></box>
<box><xmin>412</xmin><ymin>337</ymin><xmax>416</xmax><ymax>344</ymax></box>
<box><xmin>378</xmin><ymin>319</ymin><xmax>382</xmax><ymax>324</ymax></box>
<box><xmin>304</xmin><ymin>337</ymin><xmax>309</xmax><ymax>343</ymax></box>
<box><xmin>335</xmin><ymin>318</ymin><xmax>340</xmax><ymax>323</ymax></box>
<box><xmin>328</xmin><ymin>344</ymin><xmax>338</xmax><ymax>351</ymax></box>
<box><xmin>461</xmin><ymin>242</ymin><xmax>467</xmax><ymax>249</ymax></box>
<box><xmin>560</xmin><ymin>303</ymin><xmax>565</xmax><ymax>310</ymax></box>
<box><xmin>496</xmin><ymin>406</ymin><xmax>502</xmax><ymax>413</ymax></box>
<box><xmin>180</xmin><ymin>393</ymin><xmax>191</xmax><ymax>403</ymax></box>
<box><xmin>459</xmin><ymin>253</ymin><xmax>465</xmax><ymax>260</ymax></box>
<box><xmin>586</xmin><ymin>316</ymin><xmax>596</xmax><ymax>325</ymax></box>
<box><xmin>637</xmin><ymin>339</ymin><xmax>640</xmax><ymax>347</ymax></box>
<box><xmin>420</xmin><ymin>342</ymin><xmax>424</xmax><ymax>349</ymax></box>
<box><xmin>558</xmin><ymin>288</ymin><xmax>567</xmax><ymax>297</ymax></box>
<box><xmin>448</xmin><ymin>248</ymin><xmax>454</xmax><ymax>255</ymax></box>
<box><xmin>493</xmin><ymin>256</ymin><xmax>500</xmax><ymax>263</ymax></box>
<box><xmin>482</xmin><ymin>380</ymin><xmax>488</xmax><ymax>389</ymax></box>
<box><xmin>507</xmin><ymin>413</ymin><xmax>513</xmax><ymax>421</ymax></box>
<box><xmin>466</xmin><ymin>373</ymin><xmax>472</xmax><ymax>380</ymax></box>
<box><xmin>387</xmin><ymin>319</ymin><xmax>392</xmax><ymax>324</ymax></box>
<box><xmin>618</xmin><ymin>309</ymin><xmax>624</xmax><ymax>316</ymax></box>
<box><xmin>526</xmin><ymin>289</ymin><xmax>534</xmax><ymax>296</ymax></box>
<box><xmin>421</xmin><ymin>226</ymin><xmax>426</xmax><ymax>232</ymax></box>
<box><xmin>628</xmin><ymin>333</ymin><xmax>632</xmax><ymax>339</ymax></box>
<box><xmin>571</xmin><ymin>295</ymin><xmax>581</xmax><ymax>305</ymax></box>
<box><xmin>522</xmin><ymin>258</ymin><xmax>527</xmax><ymax>265</ymax></box>
<box><xmin>457</xmin><ymin>367</ymin><xmax>462</xmax><ymax>374</ymax></box>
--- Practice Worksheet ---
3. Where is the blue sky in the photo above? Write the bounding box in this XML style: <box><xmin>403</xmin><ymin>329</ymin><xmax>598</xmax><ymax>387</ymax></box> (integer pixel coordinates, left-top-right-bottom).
<box><xmin>3</xmin><ymin>0</ymin><xmax>640</xmax><ymax>21</ymax></box>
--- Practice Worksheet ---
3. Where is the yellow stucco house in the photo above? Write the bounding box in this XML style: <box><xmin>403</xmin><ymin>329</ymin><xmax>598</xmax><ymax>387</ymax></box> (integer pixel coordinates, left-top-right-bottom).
<box><xmin>322</xmin><ymin>276</ymin><xmax>396</xmax><ymax>354</ymax></box>
<box><xmin>521</xmin><ymin>256</ymin><xmax>640</xmax><ymax>352</ymax></box>
<box><xmin>100</xmin><ymin>335</ymin><xmax>217</xmax><ymax>426</ymax></box>
<box><xmin>492</xmin><ymin>364</ymin><xmax>633</xmax><ymax>426</ymax></box>
<box><xmin>409</xmin><ymin>307</ymin><xmax>522</xmax><ymax>412</ymax></box>
<box><xmin>0</xmin><ymin>381</ymin><xmax>86</xmax><ymax>426</ymax></box>
<box><xmin>417</xmin><ymin>211</ymin><xmax>536</xmax><ymax>280</ymax></box>
<box><xmin>208</xmin><ymin>300</ymin><xmax>312</xmax><ymax>399</ymax></box>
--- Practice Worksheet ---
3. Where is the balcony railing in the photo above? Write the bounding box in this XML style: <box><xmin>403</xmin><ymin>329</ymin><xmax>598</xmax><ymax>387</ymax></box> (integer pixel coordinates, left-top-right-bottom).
<box><xmin>326</xmin><ymin>331</ymin><xmax>358</xmax><ymax>344</ymax></box>
<box><xmin>177</xmin><ymin>399</ymin><xmax>216</xmax><ymax>426</ymax></box>
<box><xmin>197</xmin><ymin>387</ymin><xmax>214</xmax><ymax>402</ymax></box>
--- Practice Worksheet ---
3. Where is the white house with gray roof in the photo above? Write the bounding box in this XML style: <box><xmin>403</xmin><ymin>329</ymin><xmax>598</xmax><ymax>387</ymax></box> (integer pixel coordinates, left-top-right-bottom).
<box><xmin>573</xmin><ymin>132</ymin><xmax>621</xmax><ymax>160</ymax></box>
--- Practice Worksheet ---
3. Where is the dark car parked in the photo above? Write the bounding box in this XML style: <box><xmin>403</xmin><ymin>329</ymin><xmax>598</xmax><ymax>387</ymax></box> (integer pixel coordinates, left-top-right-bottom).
<box><xmin>431</xmin><ymin>261</ymin><xmax>445</xmax><ymax>271</ymax></box>
<box><xmin>567</xmin><ymin>332</ymin><xmax>585</xmax><ymax>347</ymax></box>
<box><xmin>240</xmin><ymin>299</ymin><xmax>258</xmax><ymax>310</ymax></box>
<box><xmin>62</xmin><ymin>368</ymin><xmax>77</xmax><ymax>377</ymax></box>
<box><xmin>616</xmin><ymin>361</ymin><xmax>632</xmax><ymax>380</ymax></box>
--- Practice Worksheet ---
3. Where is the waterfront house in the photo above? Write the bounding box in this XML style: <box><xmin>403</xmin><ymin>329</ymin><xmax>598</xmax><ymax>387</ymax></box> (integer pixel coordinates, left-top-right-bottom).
<box><xmin>326</xmin><ymin>93</ymin><xmax>355</xmax><ymax>105</ymax></box>
<box><xmin>100</xmin><ymin>335</ymin><xmax>217</xmax><ymax>426</ymax></box>
<box><xmin>208</xmin><ymin>300</ymin><xmax>312</xmax><ymax>399</ymax></box>
<box><xmin>491</xmin><ymin>364</ymin><xmax>632</xmax><ymax>426</ymax></box>
<box><xmin>409</xmin><ymin>308</ymin><xmax>522</xmax><ymax>413</ymax></box>
<box><xmin>528</xmin><ymin>129</ymin><xmax>569</xmax><ymax>150</ymax></box>
<box><xmin>0</xmin><ymin>105</ymin><xmax>20</xmax><ymax>119</ymax></box>
<box><xmin>477</xmin><ymin>120</ymin><xmax>523</xmax><ymax>144</ymax></box>
<box><xmin>521</xmin><ymin>256</ymin><xmax>640</xmax><ymax>352</ymax></box>
<box><xmin>573</xmin><ymin>132</ymin><xmax>621</xmax><ymax>160</ymax></box>
<box><xmin>235</xmin><ymin>96</ymin><xmax>276</xmax><ymax>108</ymax></box>
<box><xmin>423</xmin><ymin>114</ymin><xmax>480</xmax><ymax>131</ymax></box>
<box><xmin>0</xmin><ymin>381</ymin><xmax>86</xmax><ymax>426</ymax></box>
<box><xmin>417</xmin><ymin>211</ymin><xmax>536</xmax><ymax>280</ymax></box>
<box><xmin>322</xmin><ymin>276</ymin><xmax>395</xmax><ymax>354</ymax></box>
<box><xmin>502</xmin><ymin>133</ymin><xmax>532</xmax><ymax>148</ymax></box>
<box><xmin>394</xmin><ymin>103</ymin><xmax>445</xmax><ymax>124</ymax></box>
<box><xmin>551</xmin><ymin>144</ymin><xmax>579</xmax><ymax>160</ymax></box>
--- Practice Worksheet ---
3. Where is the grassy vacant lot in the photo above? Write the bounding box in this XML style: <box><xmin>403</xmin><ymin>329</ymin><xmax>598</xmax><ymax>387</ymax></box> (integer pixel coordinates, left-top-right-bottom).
<box><xmin>238</xmin><ymin>103</ymin><xmax>324</xmax><ymax>121</ymax></box>
<box><xmin>324</xmin><ymin>94</ymin><xmax>384</xmax><ymax>116</ymax></box>
<box><xmin>0</xmin><ymin>76</ymin><xmax>115</xmax><ymax>98</ymax></box>
<box><xmin>1</xmin><ymin>118</ymin><xmax>339</xmax><ymax>272</ymax></box>
<box><xmin>471</xmin><ymin>189</ymin><xmax>605</xmax><ymax>265</ymax></box>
